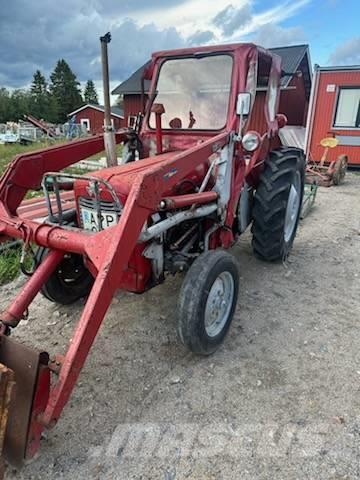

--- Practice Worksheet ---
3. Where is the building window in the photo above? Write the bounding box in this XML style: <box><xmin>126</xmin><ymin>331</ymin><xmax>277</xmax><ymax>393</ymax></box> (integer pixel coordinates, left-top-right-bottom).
<box><xmin>80</xmin><ymin>118</ymin><xmax>90</xmax><ymax>131</ymax></box>
<box><xmin>334</xmin><ymin>87</ymin><xmax>360</xmax><ymax>128</ymax></box>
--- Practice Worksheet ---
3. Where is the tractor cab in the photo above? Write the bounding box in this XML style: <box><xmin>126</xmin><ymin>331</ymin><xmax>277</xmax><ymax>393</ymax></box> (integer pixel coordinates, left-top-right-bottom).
<box><xmin>138</xmin><ymin>43</ymin><xmax>283</xmax><ymax>157</ymax></box>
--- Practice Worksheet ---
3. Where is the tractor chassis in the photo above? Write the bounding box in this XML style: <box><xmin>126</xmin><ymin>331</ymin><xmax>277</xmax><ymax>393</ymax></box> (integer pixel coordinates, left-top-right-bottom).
<box><xmin>0</xmin><ymin>129</ymin><xmax>243</xmax><ymax>464</ymax></box>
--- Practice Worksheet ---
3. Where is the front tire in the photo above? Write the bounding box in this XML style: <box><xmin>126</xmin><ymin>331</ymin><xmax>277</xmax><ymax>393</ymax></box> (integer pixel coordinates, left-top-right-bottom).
<box><xmin>177</xmin><ymin>250</ymin><xmax>239</xmax><ymax>355</ymax></box>
<box><xmin>252</xmin><ymin>147</ymin><xmax>305</xmax><ymax>261</ymax></box>
<box><xmin>35</xmin><ymin>248</ymin><xmax>93</xmax><ymax>305</ymax></box>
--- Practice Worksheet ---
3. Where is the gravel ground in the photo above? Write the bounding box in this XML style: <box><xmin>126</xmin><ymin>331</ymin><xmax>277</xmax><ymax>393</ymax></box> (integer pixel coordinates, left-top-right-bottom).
<box><xmin>2</xmin><ymin>173</ymin><xmax>360</xmax><ymax>480</ymax></box>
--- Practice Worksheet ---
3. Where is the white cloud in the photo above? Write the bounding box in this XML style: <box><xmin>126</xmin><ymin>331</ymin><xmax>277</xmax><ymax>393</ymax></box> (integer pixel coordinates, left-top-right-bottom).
<box><xmin>329</xmin><ymin>36</ymin><xmax>360</xmax><ymax>65</ymax></box>
<box><xmin>1</xmin><ymin>0</ymin><xmax>310</xmax><ymax>89</ymax></box>
<box><xmin>252</xmin><ymin>23</ymin><xmax>305</xmax><ymax>48</ymax></box>
<box><xmin>213</xmin><ymin>4</ymin><xmax>252</xmax><ymax>36</ymax></box>
<box><xmin>135</xmin><ymin>0</ymin><xmax>249</xmax><ymax>38</ymax></box>
<box><xmin>226</xmin><ymin>0</ymin><xmax>311</xmax><ymax>40</ymax></box>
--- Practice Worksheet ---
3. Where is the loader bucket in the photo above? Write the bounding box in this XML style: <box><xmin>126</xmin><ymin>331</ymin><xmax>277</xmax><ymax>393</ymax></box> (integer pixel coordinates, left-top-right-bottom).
<box><xmin>0</xmin><ymin>363</ymin><xmax>15</xmax><ymax>478</ymax></box>
<box><xmin>0</xmin><ymin>335</ymin><xmax>50</xmax><ymax>468</ymax></box>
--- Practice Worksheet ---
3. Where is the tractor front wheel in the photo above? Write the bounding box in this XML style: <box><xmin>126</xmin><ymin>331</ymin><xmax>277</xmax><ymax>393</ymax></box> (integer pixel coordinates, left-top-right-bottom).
<box><xmin>177</xmin><ymin>250</ymin><xmax>239</xmax><ymax>355</ymax></box>
<box><xmin>35</xmin><ymin>248</ymin><xmax>93</xmax><ymax>305</ymax></box>
<box><xmin>252</xmin><ymin>147</ymin><xmax>305</xmax><ymax>261</ymax></box>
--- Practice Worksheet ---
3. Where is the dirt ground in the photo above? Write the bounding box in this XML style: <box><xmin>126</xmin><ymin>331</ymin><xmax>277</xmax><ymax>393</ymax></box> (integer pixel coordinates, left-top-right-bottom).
<box><xmin>3</xmin><ymin>173</ymin><xmax>360</xmax><ymax>480</ymax></box>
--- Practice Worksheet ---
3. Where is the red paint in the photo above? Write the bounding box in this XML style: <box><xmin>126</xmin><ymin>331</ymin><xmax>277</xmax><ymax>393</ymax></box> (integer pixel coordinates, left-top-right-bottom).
<box><xmin>123</xmin><ymin>94</ymin><xmax>146</xmax><ymax>126</ymax></box>
<box><xmin>72</xmin><ymin>106</ymin><xmax>124</xmax><ymax>135</ymax></box>
<box><xmin>307</xmin><ymin>68</ymin><xmax>360</xmax><ymax>166</ymax></box>
<box><xmin>248</xmin><ymin>75</ymin><xmax>308</xmax><ymax>134</ymax></box>
<box><xmin>160</xmin><ymin>191</ymin><xmax>218</xmax><ymax>209</ymax></box>
<box><xmin>247</xmin><ymin>91</ymin><xmax>268</xmax><ymax>134</ymax></box>
<box><xmin>279</xmin><ymin>75</ymin><xmax>308</xmax><ymax>126</ymax></box>
<box><xmin>0</xmin><ymin>43</ymin><xmax>301</xmax><ymax>463</ymax></box>
<box><xmin>151</xmin><ymin>103</ymin><xmax>165</xmax><ymax>154</ymax></box>
<box><xmin>0</xmin><ymin>250</ymin><xmax>65</xmax><ymax>327</ymax></box>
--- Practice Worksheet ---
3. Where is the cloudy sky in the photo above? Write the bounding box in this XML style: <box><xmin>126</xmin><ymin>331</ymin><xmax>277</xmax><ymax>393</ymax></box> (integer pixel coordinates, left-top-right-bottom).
<box><xmin>1</xmin><ymin>0</ymin><xmax>359</xmax><ymax>102</ymax></box>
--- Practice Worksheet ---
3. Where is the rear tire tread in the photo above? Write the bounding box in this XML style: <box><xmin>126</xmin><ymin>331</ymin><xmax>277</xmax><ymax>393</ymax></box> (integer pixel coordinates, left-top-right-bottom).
<box><xmin>252</xmin><ymin>147</ymin><xmax>305</xmax><ymax>261</ymax></box>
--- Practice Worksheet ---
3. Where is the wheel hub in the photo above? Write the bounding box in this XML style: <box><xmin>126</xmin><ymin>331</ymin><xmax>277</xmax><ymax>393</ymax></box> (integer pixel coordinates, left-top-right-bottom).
<box><xmin>284</xmin><ymin>172</ymin><xmax>301</xmax><ymax>243</ymax></box>
<box><xmin>204</xmin><ymin>272</ymin><xmax>234</xmax><ymax>337</ymax></box>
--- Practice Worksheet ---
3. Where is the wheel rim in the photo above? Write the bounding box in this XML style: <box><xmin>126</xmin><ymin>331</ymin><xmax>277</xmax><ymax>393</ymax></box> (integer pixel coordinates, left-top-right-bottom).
<box><xmin>57</xmin><ymin>254</ymin><xmax>90</xmax><ymax>288</ymax></box>
<box><xmin>284</xmin><ymin>172</ymin><xmax>301</xmax><ymax>243</ymax></box>
<box><xmin>204</xmin><ymin>272</ymin><xmax>235</xmax><ymax>337</ymax></box>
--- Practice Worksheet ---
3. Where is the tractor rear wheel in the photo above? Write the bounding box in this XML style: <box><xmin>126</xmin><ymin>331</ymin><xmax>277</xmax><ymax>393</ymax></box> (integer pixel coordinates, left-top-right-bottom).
<box><xmin>35</xmin><ymin>248</ymin><xmax>93</xmax><ymax>305</ymax></box>
<box><xmin>177</xmin><ymin>250</ymin><xmax>239</xmax><ymax>355</ymax></box>
<box><xmin>252</xmin><ymin>147</ymin><xmax>305</xmax><ymax>261</ymax></box>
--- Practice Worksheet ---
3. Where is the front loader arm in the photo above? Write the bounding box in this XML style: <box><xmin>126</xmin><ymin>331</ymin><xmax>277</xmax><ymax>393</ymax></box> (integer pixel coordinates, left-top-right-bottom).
<box><xmin>0</xmin><ymin>133</ymin><xmax>127</xmax><ymax>215</ymax></box>
<box><xmin>40</xmin><ymin>130</ymin><xmax>231</xmax><ymax>425</ymax></box>
<box><xmin>41</xmin><ymin>183</ymin><xmax>150</xmax><ymax>426</ymax></box>
<box><xmin>0</xmin><ymin>129</ymin><xmax>231</xmax><ymax>465</ymax></box>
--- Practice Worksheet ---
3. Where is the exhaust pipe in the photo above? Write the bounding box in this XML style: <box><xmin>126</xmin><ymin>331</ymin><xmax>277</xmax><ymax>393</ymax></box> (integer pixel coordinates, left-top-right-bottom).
<box><xmin>100</xmin><ymin>32</ymin><xmax>117</xmax><ymax>168</ymax></box>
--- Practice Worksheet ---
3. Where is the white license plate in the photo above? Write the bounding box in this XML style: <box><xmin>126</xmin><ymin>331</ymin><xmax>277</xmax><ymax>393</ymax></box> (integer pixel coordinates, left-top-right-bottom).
<box><xmin>80</xmin><ymin>207</ymin><xmax>118</xmax><ymax>232</ymax></box>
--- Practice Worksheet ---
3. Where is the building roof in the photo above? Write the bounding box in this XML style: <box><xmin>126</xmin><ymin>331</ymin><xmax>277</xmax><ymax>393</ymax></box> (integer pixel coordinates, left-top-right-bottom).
<box><xmin>112</xmin><ymin>44</ymin><xmax>311</xmax><ymax>97</ymax></box>
<box><xmin>270</xmin><ymin>44</ymin><xmax>310</xmax><ymax>85</ymax></box>
<box><xmin>68</xmin><ymin>103</ymin><xmax>124</xmax><ymax>118</ymax></box>
<box><xmin>314</xmin><ymin>64</ymin><xmax>360</xmax><ymax>72</ymax></box>
<box><xmin>112</xmin><ymin>62</ymin><xmax>152</xmax><ymax>96</ymax></box>
<box><xmin>272</xmin><ymin>44</ymin><xmax>312</xmax><ymax>98</ymax></box>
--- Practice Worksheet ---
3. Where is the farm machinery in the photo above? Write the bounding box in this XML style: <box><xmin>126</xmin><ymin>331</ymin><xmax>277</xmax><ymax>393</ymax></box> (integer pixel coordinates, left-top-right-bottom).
<box><xmin>306</xmin><ymin>137</ymin><xmax>348</xmax><ymax>187</ymax></box>
<box><xmin>299</xmin><ymin>137</ymin><xmax>348</xmax><ymax>218</ymax></box>
<box><xmin>0</xmin><ymin>43</ymin><xmax>305</xmax><ymax>468</ymax></box>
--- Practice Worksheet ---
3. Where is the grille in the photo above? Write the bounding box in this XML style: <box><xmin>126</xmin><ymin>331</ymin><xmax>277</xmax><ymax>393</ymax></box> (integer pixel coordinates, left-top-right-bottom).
<box><xmin>78</xmin><ymin>196</ymin><xmax>121</xmax><ymax>213</ymax></box>
<box><xmin>78</xmin><ymin>196</ymin><xmax>121</xmax><ymax>229</ymax></box>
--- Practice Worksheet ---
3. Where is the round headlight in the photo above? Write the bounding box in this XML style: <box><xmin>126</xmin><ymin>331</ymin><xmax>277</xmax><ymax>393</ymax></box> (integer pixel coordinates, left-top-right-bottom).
<box><xmin>242</xmin><ymin>132</ymin><xmax>260</xmax><ymax>152</ymax></box>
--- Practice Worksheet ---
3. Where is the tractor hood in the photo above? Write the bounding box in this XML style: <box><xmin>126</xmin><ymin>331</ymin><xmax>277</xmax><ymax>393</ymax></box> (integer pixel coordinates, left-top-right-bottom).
<box><xmin>74</xmin><ymin>151</ymin><xmax>209</xmax><ymax>204</ymax></box>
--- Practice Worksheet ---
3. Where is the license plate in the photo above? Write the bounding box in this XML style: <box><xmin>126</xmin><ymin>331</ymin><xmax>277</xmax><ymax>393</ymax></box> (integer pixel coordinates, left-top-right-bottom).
<box><xmin>80</xmin><ymin>207</ymin><xmax>118</xmax><ymax>232</ymax></box>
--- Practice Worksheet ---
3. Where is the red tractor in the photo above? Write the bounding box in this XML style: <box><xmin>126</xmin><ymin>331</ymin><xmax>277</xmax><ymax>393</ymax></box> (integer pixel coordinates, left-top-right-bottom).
<box><xmin>0</xmin><ymin>43</ymin><xmax>304</xmax><ymax>467</ymax></box>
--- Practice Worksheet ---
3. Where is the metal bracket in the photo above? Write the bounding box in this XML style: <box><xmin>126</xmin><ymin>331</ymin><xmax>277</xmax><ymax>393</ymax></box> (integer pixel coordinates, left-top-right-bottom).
<box><xmin>42</xmin><ymin>172</ymin><xmax>122</xmax><ymax>230</ymax></box>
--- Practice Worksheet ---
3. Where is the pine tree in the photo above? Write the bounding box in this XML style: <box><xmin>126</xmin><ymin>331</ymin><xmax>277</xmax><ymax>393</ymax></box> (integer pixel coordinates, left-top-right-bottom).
<box><xmin>84</xmin><ymin>80</ymin><xmax>99</xmax><ymax>105</ymax></box>
<box><xmin>30</xmin><ymin>70</ymin><xmax>47</xmax><ymax>97</ymax></box>
<box><xmin>0</xmin><ymin>88</ymin><xmax>11</xmax><ymax>123</ymax></box>
<box><xmin>8</xmin><ymin>89</ymin><xmax>32</xmax><ymax>121</ymax></box>
<box><xmin>49</xmin><ymin>59</ymin><xmax>83</xmax><ymax>123</ymax></box>
<box><xmin>30</xmin><ymin>70</ymin><xmax>49</xmax><ymax>119</ymax></box>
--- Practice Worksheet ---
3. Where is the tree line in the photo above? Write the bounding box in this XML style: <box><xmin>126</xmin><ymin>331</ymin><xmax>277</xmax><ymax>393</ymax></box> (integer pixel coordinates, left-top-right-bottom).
<box><xmin>0</xmin><ymin>59</ymin><xmax>99</xmax><ymax>125</ymax></box>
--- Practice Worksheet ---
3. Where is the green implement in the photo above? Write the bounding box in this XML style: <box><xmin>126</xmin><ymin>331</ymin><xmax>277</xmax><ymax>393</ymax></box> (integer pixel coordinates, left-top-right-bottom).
<box><xmin>300</xmin><ymin>182</ymin><xmax>318</xmax><ymax>219</ymax></box>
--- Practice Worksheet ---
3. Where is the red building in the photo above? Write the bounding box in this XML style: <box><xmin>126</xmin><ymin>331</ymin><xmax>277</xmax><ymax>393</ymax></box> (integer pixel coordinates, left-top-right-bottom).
<box><xmin>112</xmin><ymin>62</ymin><xmax>151</xmax><ymax>127</ymax></box>
<box><xmin>112</xmin><ymin>45</ymin><xmax>311</xmax><ymax>132</ymax></box>
<box><xmin>305</xmin><ymin>65</ymin><xmax>360</xmax><ymax>166</ymax></box>
<box><xmin>68</xmin><ymin>104</ymin><xmax>124</xmax><ymax>135</ymax></box>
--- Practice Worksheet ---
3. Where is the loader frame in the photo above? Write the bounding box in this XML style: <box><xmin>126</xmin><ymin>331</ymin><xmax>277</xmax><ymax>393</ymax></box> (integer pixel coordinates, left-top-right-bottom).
<box><xmin>0</xmin><ymin>43</ymin><xmax>284</xmax><ymax>464</ymax></box>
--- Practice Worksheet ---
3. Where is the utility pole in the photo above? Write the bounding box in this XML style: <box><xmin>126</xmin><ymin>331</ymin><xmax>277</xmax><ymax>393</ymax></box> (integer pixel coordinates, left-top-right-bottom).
<box><xmin>100</xmin><ymin>32</ymin><xmax>117</xmax><ymax>167</ymax></box>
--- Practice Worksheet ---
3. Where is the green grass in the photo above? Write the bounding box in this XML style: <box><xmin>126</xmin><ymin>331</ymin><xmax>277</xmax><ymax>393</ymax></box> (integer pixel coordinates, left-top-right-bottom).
<box><xmin>0</xmin><ymin>140</ymin><xmax>123</xmax><ymax>285</ymax></box>
<box><xmin>0</xmin><ymin>245</ymin><xmax>22</xmax><ymax>285</ymax></box>
<box><xmin>0</xmin><ymin>242</ymin><xmax>38</xmax><ymax>285</ymax></box>
<box><xmin>0</xmin><ymin>141</ymin><xmax>123</xmax><ymax>176</ymax></box>
<box><xmin>0</xmin><ymin>139</ymin><xmax>64</xmax><ymax>176</ymax></box>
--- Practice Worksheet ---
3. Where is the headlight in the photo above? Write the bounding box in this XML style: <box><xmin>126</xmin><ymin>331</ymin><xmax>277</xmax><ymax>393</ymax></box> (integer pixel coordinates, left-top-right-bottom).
<box><xmin>242</xmin><ymin>132</ymin><xmax>260</xmax><ymax>152</ymax></box>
